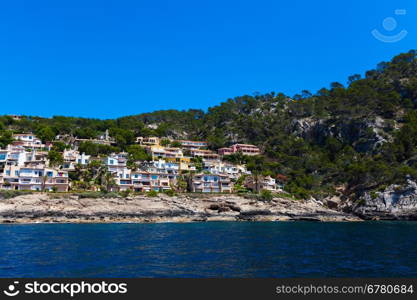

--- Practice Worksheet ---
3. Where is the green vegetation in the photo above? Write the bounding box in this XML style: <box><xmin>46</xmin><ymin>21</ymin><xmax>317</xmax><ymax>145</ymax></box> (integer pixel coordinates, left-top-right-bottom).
<box><xmin>51</xmin><ymin>141</ymin><xmax>69</xmax><ymax>152</ymax></box>
<box><xmin>147</xmin><ymin>190</ymin><xmax>158</xmax><ymax>197</ymax></box>
<box><xmin>47</xmin><ymin>150</ymin><xmax>64</xmax><ymax>167</ymax></box>
<box><xmin>78</xmin><ymin>142</ymin><xmax>120</xmax><ymax>156</ymax></box>
<box><xmin>0</xmin><ymin>130</ymin><xmax>13</xmax><ymax>149</ymax></box>
<box><xmin>0</xmin><ymin>190</ymin><xmax>33</xmax><ymax>199</ymax></box>
<box><xmin>163</xmin><ymin>189</ymin><xmax>175</xmax><ymax>197</ymax></box>
<box><xmin>258</xmin><ymin>189</ymin><xmax>273</xmax><ymax>201</ymax></box>
<box><xmin>170</xmin><ymin>141</ymin><xmax>182</xmax><ymax>148</ymax></box>
<box><xmin>76</xmin><ymin>191</ymin><xmax>120</xmax><ymax>199</ymax></box>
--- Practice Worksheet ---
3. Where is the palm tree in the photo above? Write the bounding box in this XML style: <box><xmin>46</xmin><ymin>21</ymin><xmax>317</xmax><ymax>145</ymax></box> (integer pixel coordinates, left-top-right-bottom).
<box><xmin>41</xmin><ymin>175</ymin><xmax>48</xmax><ymax>192</ymax></box>
<box><xmin>247</xmin><ymin>156</ymin><xmax>265</xmax><ymax>193</ymax></box>
<box><xmin>101</xmin><ymin>171</ymin><xmax>116</xmax><ymax>192</ymax></box>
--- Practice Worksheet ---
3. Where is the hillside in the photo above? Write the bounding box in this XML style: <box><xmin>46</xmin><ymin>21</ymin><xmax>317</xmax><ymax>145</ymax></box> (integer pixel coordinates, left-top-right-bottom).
<box><xmin>1</xmin><ymin>50</ymin><xmax>417</xmax><ymax>201</ymax></box>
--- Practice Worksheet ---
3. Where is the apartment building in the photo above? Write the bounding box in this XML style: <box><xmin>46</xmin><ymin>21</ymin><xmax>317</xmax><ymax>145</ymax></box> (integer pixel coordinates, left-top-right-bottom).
<box><xmin>108</xmin><ymin>166</ymin><xmax>171</xmax><ymax>192</ymax></box>
<box><xmin>244</xmin><ymin>175</ymin><xmax>281</xmax><ymax>192</ymax></box>
<box><xmin>12</xmin><ymin>133</ymin><xmax>45</xmax><ymax>149</ymax></box>
<box><xmin>0</xmin><ymin>164</ymin><xmax>69</xmax><ymax>192</ymax></box>
<box><xmin>103</xmin><ymin>153</ymin><xmax>128</xmax><ymax>172</ymax></box>
<box><xmin>0</xmin><ymin>147</ymin><xmax>49</xmax><ymax>168</ymax></box>
<box><xmin>148</xmin><ymin>145</ymin><xmax>184</xmax><ymax>160</ymax></box>
<box><xmin>130</xmin><ymin>171</ymin><xmax>171</xmax><ymax>192</ymax></box>
<box><xmin>0</xmin><ymin>147</ymin><xmax>26</xmax><ymax>168</ymax></box>
<box><xmin>148</xmin><ymin>160</ymin><xmax>180</xmax><ymax>180</ymax></box>
<box><xmin>178</xmin><ymin>140</ymin><xmax>208</xmax><ymax>149</ymax></box>
<box><xmin>189</xmin><ymin>149</ymin><xmax>219</xmax><ymax>160</ymax></box>
<box><xmin>203</xmin><ymin>161</ymin><xmax>249</xmax><ymax>179</ymax></box>
<box><xmin>218</xmin><ymin>143</ymin><xmax>261</xmax><ymax>156</ymax></box>
<box><xmin>136</xmin><ymin>136</ymin><xmax>160</xmax><ymax>146</ymax></box>
<box><xmin>217</xmin><ymin>147</ymin><xmax>234</xmax><ymax>156</ymax></box>
<box><xmin>191</xmin><ymin>173</ymin><xmax>233</xmax><ymax>193</ymax></box>
<box><xmin>63</xmin><ymin>150</ymin><xmax>91</xmax><ymax>170</ymax></box>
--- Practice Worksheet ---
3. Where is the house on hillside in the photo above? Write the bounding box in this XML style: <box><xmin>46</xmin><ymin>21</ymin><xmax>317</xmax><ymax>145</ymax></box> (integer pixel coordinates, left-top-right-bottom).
<box><xmin>177</xmin><ymin>140</ymin><xmax>208</xmax><ymax>149</ymax></box>
<box><xmin>218</xmin><ymin>143</ymin><xmax>261</xmax><ymax>156</ymax></box>
<box><xmin>0</xmin><ymin>164</ymin><xmax>69</xmax><ymax>192</ymax></box>
<box><xmin>244</xmin><ymin>175</ymin><xmax>282</xmax><ymax>192</ymax></box>
<box><xmin>191</xmin><ymin>173</ymin><xmax>233</xmax><ymax>193</ymax></box>
<box><xmin>12</xmin><ymin>133</ymin><xmax>45</xmax><ymax>149</ymax></box>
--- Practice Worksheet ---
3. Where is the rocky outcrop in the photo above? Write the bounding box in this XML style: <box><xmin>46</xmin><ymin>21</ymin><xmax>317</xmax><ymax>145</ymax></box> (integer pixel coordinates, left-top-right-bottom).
<box><xmin>353</xmin><ymin>179</ymin><xmax>417</xmax><ymax>220</ymax></box>
<box><xmin>0</xmin><ymin>193</ymin><xmax>361</xmax><ymax>223</ymax></box>
<box><xmin>290</xmin><ymin>116</ymin><xmax>393</xmax><ymax>152</ymax></box>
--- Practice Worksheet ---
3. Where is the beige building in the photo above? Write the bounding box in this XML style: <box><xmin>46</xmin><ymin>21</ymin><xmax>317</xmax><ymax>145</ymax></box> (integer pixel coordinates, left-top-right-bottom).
<box><xmin>244</xmin><ymin>175</ymin><xmax>281</xmax><ymax>192</ymax></box>
<box><xmin>136</xmin><ymin>136</ymin><xmax>160</xmax><ymax>146</ymax></box>
<box><xmin>0</xmin><ymin>164</ymin><xmax>69</xmax><ymax>192</ymax></box>
<box><xmin>148</xmin><ymin>145</ymin><xmax>184</xmax><ymax>160</ymax></box>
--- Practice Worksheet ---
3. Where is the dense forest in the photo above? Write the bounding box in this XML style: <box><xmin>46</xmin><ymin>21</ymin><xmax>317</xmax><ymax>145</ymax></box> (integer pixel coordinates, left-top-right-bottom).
<box><xmin>1</xmin><ymin>50</ymin><xmax>417</xmax><ymax>200</ymax></box>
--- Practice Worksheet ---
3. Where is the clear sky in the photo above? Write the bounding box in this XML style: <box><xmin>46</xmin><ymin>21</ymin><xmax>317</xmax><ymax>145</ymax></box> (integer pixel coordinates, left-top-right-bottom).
<box><xmin>1</xmin><ymin>0</ymin><xmax>416</xmax><ymax>118</ymax></box>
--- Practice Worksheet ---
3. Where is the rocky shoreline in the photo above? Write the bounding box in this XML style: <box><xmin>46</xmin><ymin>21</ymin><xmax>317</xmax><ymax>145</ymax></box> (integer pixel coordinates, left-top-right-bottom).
<box><xmin>352</xmin><ymin>179</ymin><xmax>417</xmax><ymax>221</ymax></box>
<box><xmin>0</xmin><ymin>193</ymin><xmax>362</xmax><ymax>224</ymax></box>
<box><xmin>3</xmin><ymin>181</ymin><xmax>417</xmax><ymax>224</ymax></box>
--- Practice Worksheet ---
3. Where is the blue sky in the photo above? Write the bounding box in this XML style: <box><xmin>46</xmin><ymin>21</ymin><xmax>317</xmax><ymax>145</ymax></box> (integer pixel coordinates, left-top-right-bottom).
<box><xmin>0</xmin><ymin>0</ymin><xmax>416</xmax><ymax>118</ymax></box>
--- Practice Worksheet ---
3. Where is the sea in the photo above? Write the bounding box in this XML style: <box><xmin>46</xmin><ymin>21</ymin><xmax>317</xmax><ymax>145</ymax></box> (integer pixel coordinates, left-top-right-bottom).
<box><xmin>0</xmin><ymin>221</ymin><xmax>416</xmax><ymax>278</ymax></box>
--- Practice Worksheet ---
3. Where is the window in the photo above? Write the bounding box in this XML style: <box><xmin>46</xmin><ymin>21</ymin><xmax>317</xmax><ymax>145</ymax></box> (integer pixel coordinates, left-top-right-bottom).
<box><xmin>151</xmin><ymin>175</ymin><xmax>158</xmax><ymax>180</ymax></box>
<box><xmin>6</xmin><ymin>170</ymin><xmax>10</xmax><ymax>175</ymax></box>
<box><xmin>47</xmin><ymin>171</ymin><xmax>53</xmax><ymax>177</ymax></box>
<box><xmin>0</xmin><ymin>154</ymin><xmax>6</xmax><ymax>160</ymax></box>
<box><xmin>15</xmin><ymin>171</ymin><xmax>19</xmax><ymax>176</ymax></box>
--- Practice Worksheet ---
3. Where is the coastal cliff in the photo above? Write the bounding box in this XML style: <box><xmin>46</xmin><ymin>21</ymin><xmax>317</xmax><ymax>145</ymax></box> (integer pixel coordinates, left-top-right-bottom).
<box><xmin>0</xmin><ymin>193</ymin><xmax>360</xmax><ymax>223</ymax></box>
<box><xmin>353</xmin><ymin>179</ymin><xmax>417</xmax><ymax>220</ymax></box>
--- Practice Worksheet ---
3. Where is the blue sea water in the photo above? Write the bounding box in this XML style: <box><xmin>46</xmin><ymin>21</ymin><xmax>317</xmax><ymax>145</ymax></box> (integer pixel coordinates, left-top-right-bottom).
<box><xmin>0</xmin><ymin>222</ymin><xmax>416</xmax><ymax>278</ymax></box>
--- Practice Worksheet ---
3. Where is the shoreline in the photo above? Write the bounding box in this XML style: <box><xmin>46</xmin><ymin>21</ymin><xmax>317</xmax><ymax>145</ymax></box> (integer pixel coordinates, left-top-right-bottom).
<box><xmin>0</xmin><ymin>192</ymin><xmax>364</xmax><ymax>224</ymax></box>
<box><xmin>0</xmin><ymin>214</ymin><xmax>363</xmax><ymax>224</ymax></box>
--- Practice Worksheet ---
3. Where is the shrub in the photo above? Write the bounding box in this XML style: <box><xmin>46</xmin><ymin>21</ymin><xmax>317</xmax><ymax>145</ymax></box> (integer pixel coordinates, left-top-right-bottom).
<box><xmin>147</xmin><ymin>190</ymin><xmax>158</xmax><ymax>197</ymax></box>
<box><xmin>234</xmin><ymin>184</ymin><xmax>249</xmax><ymax>194</ymax></box>
<box><xmin>163</xmin><ymin>189</ymin><xmax>175</xmax><ymax>197</ymax></box>
<box><xmin>119</xmin><ymin>189</ymin><xmax>131</xmax><ymax>198</ymax></box>
<box><xmin>77</xmin><ymin>191</ymin><xmax>120</xmax><ymax>199</ymax></box>
<box><xmin>0</xmin><ymin>190</ymin><xmax>32</xmax><ymax>199</ymax></box>
<box><xmin>258</xmin><ymin>189</ymin><xmax>273</xmax><ymax>201</ymax></box>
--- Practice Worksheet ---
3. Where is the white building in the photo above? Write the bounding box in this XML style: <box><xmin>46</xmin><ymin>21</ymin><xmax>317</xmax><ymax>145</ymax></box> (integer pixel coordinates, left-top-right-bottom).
<box><xmin>203</xmin><ymin>161</ymin><xmax>249</xmax><ymax>179</ymax></box>
<box><xmin>63</xmin><ymin>150</ymin><xmax>91</xmax><ymax>170</ymax></box>
<box><xmin>12</xmin><ymin>133</ymin><xmax>45</xmax><ymax>149</ymax></box>
<box><xmin>191</xmin><ymin>173</ymin><xmax>233</xmax><ymax>193</ymax></box>
<box><xmin>103</xmin><ymin>153</ymin><xmax>128</xmax><ymax>172</ymax></box>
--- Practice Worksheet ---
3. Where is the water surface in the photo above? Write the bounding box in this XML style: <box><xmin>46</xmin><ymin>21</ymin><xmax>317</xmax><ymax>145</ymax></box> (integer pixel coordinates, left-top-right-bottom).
<box><xmin>0</xmin><ymin>222</ymin><xmax>416</xmax><ymax>277</ymax></box>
